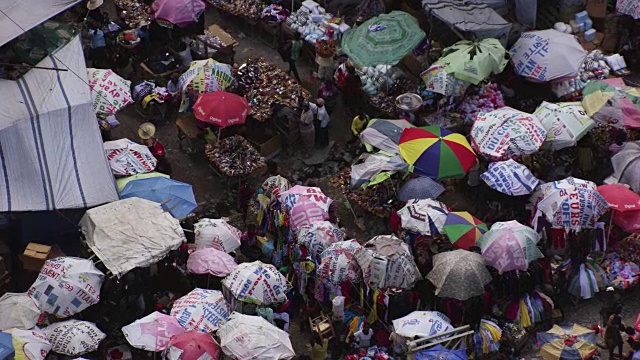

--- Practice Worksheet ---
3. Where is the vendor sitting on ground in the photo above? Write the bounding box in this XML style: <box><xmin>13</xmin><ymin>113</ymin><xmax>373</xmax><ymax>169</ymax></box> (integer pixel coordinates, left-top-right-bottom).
<box><xmin>351</xmin><ymin>322</ymin><xmax>374</xmax><ymax>351</ymax></box>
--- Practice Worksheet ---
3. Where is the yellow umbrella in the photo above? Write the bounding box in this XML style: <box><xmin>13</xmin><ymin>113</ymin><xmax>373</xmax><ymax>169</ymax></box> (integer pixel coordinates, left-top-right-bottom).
<box><xmin>116</xmin><ymin>172</ymin><xmax>169</xmax><ymax>192</ymax></box>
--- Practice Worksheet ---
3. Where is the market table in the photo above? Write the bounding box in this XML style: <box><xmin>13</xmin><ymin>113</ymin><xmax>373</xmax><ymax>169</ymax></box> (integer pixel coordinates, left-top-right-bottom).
<box><xmin>205</xmin><ymin>135</ymin><xmax>266</xmax><ymax>188</ymax></box>
<box><xmin>190</xmin><ymin>24</ymin><xmax>238</xmax><ymax>64</ymax></box>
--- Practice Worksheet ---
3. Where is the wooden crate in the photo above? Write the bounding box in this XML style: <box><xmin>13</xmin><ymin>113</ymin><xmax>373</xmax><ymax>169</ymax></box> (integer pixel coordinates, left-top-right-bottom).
<box><xmin>249</xmin><ymin>133</ymin><xmax>282</xmax><ymax>159</ymax></box>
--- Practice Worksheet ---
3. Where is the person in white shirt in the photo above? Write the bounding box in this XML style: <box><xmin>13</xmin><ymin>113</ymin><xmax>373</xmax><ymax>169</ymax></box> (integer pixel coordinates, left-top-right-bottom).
<box><xmin>315</xmin><ymin>98</ymin><xmax>330</xmax><ymax>148</ymax></box>
<box><xmin>351</xmin><ymin>322</ymin><xmax>374</xmax><ymax>350</ymax></box>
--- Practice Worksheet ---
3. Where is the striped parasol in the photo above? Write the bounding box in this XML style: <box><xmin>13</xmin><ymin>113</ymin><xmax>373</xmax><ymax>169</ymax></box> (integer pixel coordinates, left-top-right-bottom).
<box><xmin>398</xmin><ymin>126</ymin><xmax>477</xmax><ymax>180</ymax></box>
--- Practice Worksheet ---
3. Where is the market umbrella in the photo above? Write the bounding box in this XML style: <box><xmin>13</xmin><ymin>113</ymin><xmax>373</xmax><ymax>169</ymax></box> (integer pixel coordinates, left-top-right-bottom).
<box><xmin>617</xmin><ymin>0</ymin><xmax>640</xmax><ymax>19</ymax></box>
<box><xmin>122</xmin><ymin>312</ymin><xmax>185</xmax><ymax>351</ymax></box>
<box><xmin>218</xmin><ymin>313</ymin><xmax>295</xmax><ymax>360</ymax></box>
<box><xmin>178</xmin><ymin>59</ymin><xmax>234</xmax><ymax>112</ymax></box>
<box><xmin>12</xmin><ymin>21</ymin><xmax>73</xmax><ymax>65</ymax></box>
<box><xmin>420</xmin><ymin>63</ymin><xmax>470</xmax><ymax>96</ymax></box>
<box><xmin>530</xmin><ymin>177</ymin><xmax>609</xmax><ymax>231</ymax></box>
<box><xmin>193</xmin><ymin>218</ymin><xmax>242</xmax><ymax>253</ymax></box>
<box><xmin>613</xmin><ymin>211</ymin><xmax>640</xmax><ymax>233</ymax></box>
<box><xmin>116</xmin><ymin>172</ymin><xmax>169</xmax><ymax>192</ymax></box>
<box><xmin>399</xmin><ymin>126</ymin><xmax>477</xmax><ymax>180</ymax></box>
<box><xmin>341</xmin><ymin>11</ymin><xmax>425</xmax><ymax>66</ymax></box>
<box><xmin>152</xmin><ymin>0</ymin><xmax>206</xmax><ymax>27</ymax></box>
<box><xmin>28</xmin><ymin>257</ymin><xmax>104</xmax><ymax>318</ymax></box>
<box><xmin>86</xmin><ymin>68</ymin><xmax>134</xmax><ymax>117</ymax></box>
<box><xmin>417</xmin><ymin>345</ymin><xmax>467</xmax><ymax>360</ymax></box>
<box><xmin>582</xmin><ymin>78</ymin><xmax>640</xmax><ymax>129</ymax></box>
<box><xmin>443</xmin><ymin>211</ymin><xmax>488</xmax><ymax>250</ymax></box>
<box><xmin>398</xmin><ymin>177</ymin><xmax>446</xmax><ymax>202</ymax></box>
<box><xmin>0</xmin><ymin>332</ymin><xmax>13</xmax><ymax>360</ymax></box>
<box><xmin>356</xmin><ymin>235</ymin><xmax>422</xmax><ymax>289</ymax></box>
<box><xmin>279</xmin><ymin>185</ymin><xmax>333</xmax><ymax>214</ymax></box>
<box><xmin>0</xmin><ymin>293</ymin><xmax>40</xmax><ymax>331</ymax></box>
<box><xmin>480</xmin><ymin>159</ymin><xmax>540</xmax><ymax>196</ymax></box>
<box><xmin>170</xmin><ymin>289</ymin><xmax>231</xmax><ymax>333</ymax></box>
<box><xmin>533</xmin><ymin>102</ymin><xmax>596</xmax><ymax>150</ymax></box>
<box><xmin>318</xmin><ymin>240</ymin><xmax>365</xmax><ymax>284</ymax></box>
<box><xmin>350</xmin><ymin>153</ymin><xmax>407</xmax><ymax>189</ymax></box>
<box><xmin>510</xmin><ymin>29</ymin><xmax>586</xmax><ymax>82</ymax></box>
<box><xmin>611</xmin><ymin>141</ymin><xmax>640</xmax><ymax>192</ymax></box>
<box><xmin>435</xmin><ymin>38</ymin><xmax>508</xmax><ymax>85</ymax></box>
<box><xmin>597</xmin><ymin>184</ymin><xmax>640</xmax><ymax>211</ymax></box>
<box><xmin>193</xmin><ymin>91</ymin><xmax>250</xmax><ymax>128</ymax></box>
<box><xmin>397</xmin><ymin>199</ymin><xmax>449</xmax><ymax>236</ymax></box>
<box><xmin>187</xmin><ymin>248</ymin><xmax>238</xmax><ymax>277</ymax></box>
<box><xmin>478</xmin><ymin>221</ymin><xmax>543</xmax><ymax>273</ymax></box>
<box><xmin>80</xmin><ymin>198</ymin><xmax>187</xmax><ymax>278</ymax></box>
<box><xmin>288</xmin><ymin>198</ymin><xmax>331</xmax><ymax>230</ymax></box>
<box><xmin>392</xmin><ymin>311</ymin><xmax>452</xmax><ymax>338</ymax></box>
<box><xmin>470</xmin><ymin>107</ymin><xmax>547</xmax><ymax>161</ymax></box>
<box><xmin>4</xmin><ymin>328</ymin><xmax>52</xmax><ymax>360</ymax></box>
<box><xmin>537</xmin><ymin>324</ymin><xmax>596</xmax><ymax>360</ymax></box>
<box><xmin>42</xmin><ymin>320</ymin><xmax>105</xmax><ymax>356</ymax></box>
<box><xmin>427</xmin><ymin>249</ymin><xmax>491</xmax><ymax>300</ymax></box>
<box><xmin>359</xmin><ymin>119</ymin><xmax>415</xmax><ymax>154</ymax></box>
<box><xmin>261</xmin><ymin>175</ymin><xmax>291</xmax><ymax>202</ymax></box>
<box><xmin>222</xmin><ymin>261</ymin><xmax>291</xmax><ymax>305</ymax></box>
<box><xmin>165</xmin><ymin>332</ymin><xmax>221</xmax><ymax>360</ymax></box>
<box><xmin>103</xmin><ymin>139</ymin><xmax>157</xmax><ymax>176</ymax></box>
<box><xmin>295</xmin><ymin>221</ymin><xmax>345</xmax><ymax>264</ymax></box>
<box><xmin>120</xmin><ymin>177</ymin><xmax>197</xmax><ymax>220</ymax></box>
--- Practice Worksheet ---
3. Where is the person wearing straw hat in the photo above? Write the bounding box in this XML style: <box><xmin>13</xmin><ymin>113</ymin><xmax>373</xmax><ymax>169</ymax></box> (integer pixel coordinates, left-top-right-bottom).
<box><xmin>139</xmin><ymin>122</ymin><xmax>172</xmax><ymax>175</ymax></box>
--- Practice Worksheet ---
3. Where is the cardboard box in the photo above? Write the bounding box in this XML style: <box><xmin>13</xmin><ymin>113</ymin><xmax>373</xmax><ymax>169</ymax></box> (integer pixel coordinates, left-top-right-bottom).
<box><xmin>587</xmin><ymin>0</ymin><xmax>607</xmax><ymax>19</ymax></box>
<box><xmin>22</xmin><ymin>243</ymin><xmax>51</xmax><ymax>271</ymax></box>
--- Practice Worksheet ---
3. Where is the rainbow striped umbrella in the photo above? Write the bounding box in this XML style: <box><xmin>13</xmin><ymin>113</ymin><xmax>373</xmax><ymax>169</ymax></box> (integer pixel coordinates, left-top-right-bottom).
<box><xmin>399</xmin><ymin>126</ymin><xmax>477</xmax><ymax>180</ymax></box>
<box><xmin>443</xmin><ymin>211</ymin><xmax>488</xmax><ymax>250</ymax></box>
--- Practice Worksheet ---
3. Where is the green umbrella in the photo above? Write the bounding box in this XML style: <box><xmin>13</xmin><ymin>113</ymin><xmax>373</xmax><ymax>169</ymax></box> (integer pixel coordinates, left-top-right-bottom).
<box><xmin>13</xmin><ymin>21</ymin><xmax>74</xmax><ymax>65</ymax></box>
<box><xmin>435</xmin><ymin>39</ymin><xmax>508</xmax><ymax>85</ymax></box>
<box><xmin>341</xmin><ymin>11</ymin><xmax>425</xmax><ymax>67</ymax></box>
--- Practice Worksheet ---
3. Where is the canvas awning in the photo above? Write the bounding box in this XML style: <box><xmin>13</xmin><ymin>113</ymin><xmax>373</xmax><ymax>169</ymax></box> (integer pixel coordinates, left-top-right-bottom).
<box><xmin>0</xmin><ymin>0</ymin><xmax>82</xmax><ymax>47</ymax></box>
<box><xmin>0</xmin><ymin>36</ymin><xmax>118</xmax><ymax>211</ymax></box>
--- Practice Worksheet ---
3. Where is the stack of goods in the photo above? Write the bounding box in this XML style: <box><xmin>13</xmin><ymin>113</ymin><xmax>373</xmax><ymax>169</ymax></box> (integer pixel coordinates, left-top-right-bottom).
<box><xmin>501</xmin><ymin>292</ymin><xmax>553</xmax><ymax>328</ymax></box>
<box><xmin>567</xmin><ymin>261</ymin><xmax>607</xmax><ymax>299</ymax></box>
<box><xmin>357</xmin><ymin>65</ymin><xmax>406</xmax><ymax>96</ymax></box>
<box><xmin>117</xmin><ymin>29</ymin><xmax>141</xmax><ymax>48</ymax></box>
<box><xmin>208</xmin><ymin>0</ymin><xmax>265</xmax><ymax>20</ymax></box>
<box><xmin>261</xmin><ymin>4</ymin><xmax>288</xmax><ymax>22</ymax></box>
<box><xmin>114</xmin><ymin>0</ymin><xmax>151</xmax><ymax>28</ymax></box>
<box><xmin>204</xmin><ymin>136</ymin><xmax>266</xmax><ymax>176</ymax></box>
<box><xmin>190</xmin><ymin>34</ymin><xmax>226</xmax><ymax>57</ymax></box>
<box><xmin>475</xmin><ymin>319</ymin><xmax>502</xmax><ymax>355</ymax></box>
<box><xmin>330</xmin><ymin>168</ymin><xmax>401</xmax><ymax>217</ymax></box>
<box><xmin>345</xmin><ymin>347</ymin><xmax>395</xmax><ymax>360</ymax></box>
<box><xmin>552</xmin><ymin>50</ymin><xmax>610</xmax><ymax>99</ymax></box>
<box><xmin>369</xmin><ymin>79</ymin><xmax>416</xmax><ymax>116</ymax></box>
<box><xmin>602</xmin><ymin>252</ymin><xmax>640</xmax><ymax>289</ymax></box>
<box><xmin>233</xmin><ymin>58</ymin><xmax>311</xmax><ymax>121</ymax></box>
<box><xmin>457</xmin><ymin>83</ymin><xmax>505</xmax><ymax>124</ymax></box>
<box><xmin>617</xmin><ymin>234</ymin><xmax>640</xmax><ymax>265</ymax></box>
<box><xmin>501</xmin><ymin>323</ymin><xmax>527</xmax><ymax>345</ymax></box>
<box><xmin>285</xmin><ymin>0</ymin><xmax>350</xmax><ymax>44</ymax></box>
<box><xmin>316</xmin><ymin>39</ymin><xmax>337</xmax><ymax>58</ymax></box>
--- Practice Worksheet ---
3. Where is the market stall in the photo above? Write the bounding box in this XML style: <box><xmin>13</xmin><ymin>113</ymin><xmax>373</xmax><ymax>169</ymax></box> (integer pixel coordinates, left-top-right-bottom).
<box><xmin>204</xmin><ymin>135</ymin><xmax>267</xmax><ymax>181</ymax></box>
<box><xmin>188</xmin><ymin>24</ymin><xmax>238</xmax><ymax>64</ymax></box>
<box><xmin>115</xmin><ymin>0</ymin><xmax>152</xmax><ymax>29</ymax></box>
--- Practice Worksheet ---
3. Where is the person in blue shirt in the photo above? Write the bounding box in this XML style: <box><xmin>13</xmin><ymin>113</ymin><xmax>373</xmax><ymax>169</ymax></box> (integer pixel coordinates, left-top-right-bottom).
<box><xmin>87</xmin><ymin>23</ymin><xmax>107</xmax><ymax>67</ymax></box>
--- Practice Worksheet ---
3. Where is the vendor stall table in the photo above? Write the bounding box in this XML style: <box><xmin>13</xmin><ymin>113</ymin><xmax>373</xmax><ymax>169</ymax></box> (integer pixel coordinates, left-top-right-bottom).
<box><xmin>205</xmin><ymin>136</ymin><xmax>267</xmax><ymax>187</ymax></box>
<box><xmin>176</xmin><ymin>113</ymin><xmax>206</xmax><ymax>156</ymax></box>
<box><xmin>206</xmin><ymin>0</ymin><xmax>264</xmax><ymax>35</ymax></box>
<box><xmin>190</xmin><ymin>24</ymin><xmax>238</xmax><ymax>64</ymax></box>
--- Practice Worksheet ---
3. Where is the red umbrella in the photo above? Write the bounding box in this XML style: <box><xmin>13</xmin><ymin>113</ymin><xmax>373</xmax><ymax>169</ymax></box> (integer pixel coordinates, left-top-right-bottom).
<box><xmin>597</xmin><ymin>184</ymin><xmax>640</xmax><ymax>211</ymax></box>
<box><xmin>165</xmin><ymin>332</ymin><xmax>221</xmax><ymax>360</ymax></box>
<box><xmin>613</xmin><ymin>211</ymin><xmax>640</xmax><ymax>233</ymax></box>
<box><xmin>193</xmin><ymin>91</ymin><xmax>250</xmax><ymax>128</ymax></box>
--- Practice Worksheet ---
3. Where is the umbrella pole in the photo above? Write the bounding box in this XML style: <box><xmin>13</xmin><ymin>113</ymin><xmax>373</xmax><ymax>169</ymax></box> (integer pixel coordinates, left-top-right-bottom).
<box><xmin>606</xmin><ymin>212</ymin><xmax>614</xmax><ymax>248</ymax></box>
<box><xmin>207</xmin><ymin>274</ymin><xmax>210</xmax><ymax>288</ymax></box>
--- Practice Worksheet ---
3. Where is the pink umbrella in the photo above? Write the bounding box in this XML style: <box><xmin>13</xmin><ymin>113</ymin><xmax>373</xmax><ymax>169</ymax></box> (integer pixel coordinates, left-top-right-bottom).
<box><xmin>165</xmin><ymin>332</ymin><xmax>221</xmax><ymax>360</ymax></box>
<box><xmin>152</xmin><ymin>0</ymin><xmax>206</xmax><ymax>28</ymax></box>
<box><xmin>187</xmin><ymin>248</ymin><xmax>238</xmax><ymax>277</ymax></box>
<box><xmin>122</xmin><ymin>312</ymin><xmax>185</xmax><ymax>351</ymax></box>
<box><xmin>279</xmin><ymin>186</ymin><xmax>333</xmax><ymax>213</ymax></box>
<box><xmin>614</xmin><ymin>211</ymin><xmax>640</xmax><ymax>233</ymax></box>
<box><xmin>289</xmin><ymin>199</ymin><xmax>330</xmax><ymax>230</ymax></box>
<box><xmin>597</xmin><ymin>184</ymin><xmax>640</xmax><ymax>211</ymax></box>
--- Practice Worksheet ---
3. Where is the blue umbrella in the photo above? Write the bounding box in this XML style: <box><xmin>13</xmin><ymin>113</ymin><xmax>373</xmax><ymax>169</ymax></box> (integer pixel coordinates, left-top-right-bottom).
<box><xmin>398</xmin><ymin>177</ymin><xmax>445</xmax><ymax>201</ymax></box>
<box><xmin>417</xmin><ymin>345</ymin><xmax>467</xmax><ymax>360</ymax></box>
<box><xmin>120</xmin><ymin>177</ymin><xmax>197</xmax><ymax>219</ymax></box>
<box><xmin>0</xmin><ymin>332</ymin><xmax>14</xmax><ymax>360</ymax></box>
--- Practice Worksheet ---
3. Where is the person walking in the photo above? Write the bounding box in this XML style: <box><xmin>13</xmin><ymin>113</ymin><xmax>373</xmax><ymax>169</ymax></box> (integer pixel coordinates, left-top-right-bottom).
<box><xmin>139</xmin><ymin>122</ymin><xmax>173</xmax><ymax>175</ymax></box>
<box><xmin>287</xmin><ymin>33</ymin><xmax>303</xmax><ymax>83</ymax></box>
<box><xmin>605</xmin><ymin>303</ymin><xmax>625</xmax><ymax>360</ymax></box>
<box><xmin>342</xmin><ymin>65</ymin><xmax>364</xmax><ymax>113</ymax></box>
<box><xmin>315</xmin><ymin>98</ymin><xmax>330</xmax><ymax>148</ymax></box>
<box><xmin>317</xmin><ymin>79</ymin><xmax>339</xmax><ymax>114</ymax></box>
<box><xmin>299</xmin><ymin>102</ymin><xmax>316</xmax><ymax>158</ymax></box>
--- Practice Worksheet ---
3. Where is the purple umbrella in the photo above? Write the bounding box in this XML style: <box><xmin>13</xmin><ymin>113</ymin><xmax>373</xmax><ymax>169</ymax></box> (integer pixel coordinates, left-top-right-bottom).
<box><xmin>152</xmin><ymin>0</ymin><xmax>206</xmax><ymax>27</ymax></box>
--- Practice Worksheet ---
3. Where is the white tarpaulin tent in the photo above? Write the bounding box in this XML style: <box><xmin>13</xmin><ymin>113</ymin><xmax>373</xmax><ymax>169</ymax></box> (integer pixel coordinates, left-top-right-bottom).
<box><xmin>0</xmin><ymin>0</ymin><xmax>81</xmax><ymax>47</ymax></box>
<box><xmin>79</xmin><ymin>198</ymin><xmax>187</xmax><ymax>277</ymax></box>
<box><xmin>0</xmin><ymin>36</ymin><xmax>118</xmax><ymax>211</ymax></box>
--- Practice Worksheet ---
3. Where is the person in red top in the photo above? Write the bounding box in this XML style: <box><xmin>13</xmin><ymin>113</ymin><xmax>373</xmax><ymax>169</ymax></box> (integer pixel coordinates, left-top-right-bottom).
<box><xmin>139</xmin><ymin>122</ymin><xmax>172</xmax><ymax>175</ymax></box>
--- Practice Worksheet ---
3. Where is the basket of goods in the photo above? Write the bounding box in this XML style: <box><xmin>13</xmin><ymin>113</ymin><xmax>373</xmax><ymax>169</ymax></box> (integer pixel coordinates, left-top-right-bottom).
<box><xmin>117</xmin><ymin>30</ymin><xmax>141</xmax><ymax>48</ymax></box>
<box><xmin>316</xmin><ymin>39</ymin><xmax>337</xmax><ymax>58</ymax></box>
